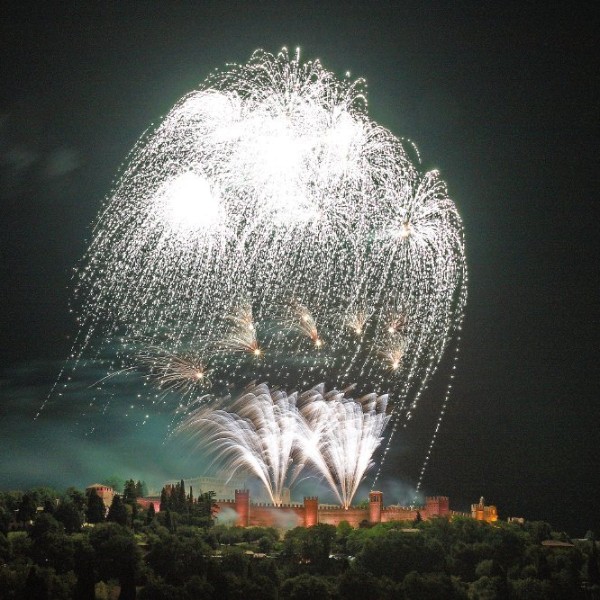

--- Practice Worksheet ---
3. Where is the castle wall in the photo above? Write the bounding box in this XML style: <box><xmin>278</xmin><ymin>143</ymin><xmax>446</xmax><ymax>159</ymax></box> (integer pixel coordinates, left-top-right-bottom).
<box><xmin>210</xmin><ymin>493</ymin><xmax>454</xmax><ymax>529</ymax></box>
<box><xmin>381</xmin><ymin>507</ymin><xmax>420</xmax><ymax>522</ymax></box>
<box><xmin>249</xmin><ymin>504</ymin><xmax>305</xmax><ymax>528</ymax></box>
<box><xmin>318</xmin><ymin>507</ymin><xmax>369</xmax><ymax>527</ymax></box>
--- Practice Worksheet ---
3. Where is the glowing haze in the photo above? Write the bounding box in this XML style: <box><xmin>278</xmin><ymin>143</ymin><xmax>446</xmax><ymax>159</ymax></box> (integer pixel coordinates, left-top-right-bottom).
<box><xmin>51</xmin><ymin>48</ymin><xmax>466</xmax><ymax>506</ymax></box>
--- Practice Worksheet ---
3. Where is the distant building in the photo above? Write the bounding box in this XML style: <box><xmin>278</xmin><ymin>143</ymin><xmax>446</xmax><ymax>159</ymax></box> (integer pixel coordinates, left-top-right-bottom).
<box><xmin>85</xmin><ymin>484</ymin><xmax>115</xmax><ymax>509</ymax></box>
<box><xmin>508</xmin><ymin>516</ymin><xmax>525</xmax><ymax>524</ymax></box>
<box><xmin>471</xmin><ymin>496</ymin><xmax>498</xmax><ymax>522</ymax></box>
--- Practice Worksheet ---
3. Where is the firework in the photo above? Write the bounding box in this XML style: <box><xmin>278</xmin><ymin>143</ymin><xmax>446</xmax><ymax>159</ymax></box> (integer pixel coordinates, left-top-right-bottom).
<box><xmin>378</xmin><ymin>336</ymin><xmax>406</xmax><ymax>372</ymax></box>
<box><xmin>216</xmin><ymin>305</ymin><xmax>262</xmax><ymax>356</ymax></box>
<box><xmin>52</xmin><ymin>48</ymin><xmax>467</xmax><ymax>492</ymax></box>
<box><xmin>386</xmin><ymin>311</ymin><xmax>407</xmax><ymax>335</ymax></box>
<box><xmin>284</xmin><ymin>300</ymin><xmax>322</xmax><ymax>348</ymax></box>
<box><xmin>137</xmin><ymin>346</ymin><xmax>212</xmax><ymax>396</ymax></box>
<box><xmin>345</xmin><ymin>306</ymin><xmax>372</xmax><ymax>336</ymax></box>
<box><xmin>181</xmin><ymin>383</ymin><xmax>307</xmax><ymax>505</ymax></box>
<box><xmin>299</xmin><ymin>384</ymin><xmax>390</xmax><ymax>508</ymax></box>
<box><xmin>181</xmin><ymin>383</ymin><xmax>388</xmax><ymax>508</ymax></box>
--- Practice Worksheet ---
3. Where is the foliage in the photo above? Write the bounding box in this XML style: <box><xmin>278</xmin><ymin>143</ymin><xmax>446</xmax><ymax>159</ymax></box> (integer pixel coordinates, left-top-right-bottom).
<box><xmin>86</xmin><ymin>488</ymin><xmax>106</xmax><ymax>524</ymax></box>
<box><xmin>0</xmin><ymin>485</ymin><xmax>593</xmax><ymax>599</ymax></box>
<box><xmin>106</xmin><ymin>494</ymin><xmax>128</xmax><ymax>527</ymax></box>
<box><xmin>280</xmin><ymin>573</ymin><xmax>335</xmax><ymax>600</ymax></box>
<box><xmin>54</xmin><ymin>500</ymin><xmax>83</xmax><ymax>533</ymax></box>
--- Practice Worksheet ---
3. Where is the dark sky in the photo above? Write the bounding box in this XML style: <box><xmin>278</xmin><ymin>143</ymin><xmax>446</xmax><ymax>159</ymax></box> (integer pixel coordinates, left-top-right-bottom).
<box><xmin>1</xmin><ymin>2</ymin><xmax>598</xmax><ymax>535</ymax></box>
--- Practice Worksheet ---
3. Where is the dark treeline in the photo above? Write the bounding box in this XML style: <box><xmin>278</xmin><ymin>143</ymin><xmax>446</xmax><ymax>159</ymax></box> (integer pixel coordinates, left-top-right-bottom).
<box><xmin>1</xmin><ymin>485</ymin><xmax>599</xmax><ymax>599</ymax></box>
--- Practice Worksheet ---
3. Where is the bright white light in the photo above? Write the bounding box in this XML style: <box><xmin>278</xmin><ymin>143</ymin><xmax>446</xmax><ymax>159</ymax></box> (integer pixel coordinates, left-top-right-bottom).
<box><xmin>158</xmin><ymin>172</ymin><xmax>223</xmax><ymax>233</ymax></box>
<box><xmin>67</xmin><ymin>49</ymin><xmax>467</xmax><ymax>497</ymax></box>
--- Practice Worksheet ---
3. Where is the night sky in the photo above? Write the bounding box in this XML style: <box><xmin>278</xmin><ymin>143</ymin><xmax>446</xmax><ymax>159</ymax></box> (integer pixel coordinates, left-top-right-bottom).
<box><xmin>1</xmin><ymin>3</ymin><xmax>598</xmax><ymax>535</ymax></box>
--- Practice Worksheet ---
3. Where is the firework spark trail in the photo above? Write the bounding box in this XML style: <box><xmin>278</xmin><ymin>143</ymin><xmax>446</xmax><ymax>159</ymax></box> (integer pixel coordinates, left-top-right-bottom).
<box><xmin>299</xmin><ymin>384</ymin><xmax>390</xmax><ymax>509</ymax></box>
<box><xmin>181</xmin><ymin>383</ymin><xmax>307</xmax><ymax>505</ymax></box>
<box><xmin>53</xmin><ymin>47</ymin><xmax>466</xmax><ymax>490</ymax></box>
<box><xmin>137</xmin><ymin>346</ymin><xmax>212</xmax><ymax>396</ymax></box>
<box><xmin>181</xmin><ymin>383</ymin><xmax>389</xmax><ymax>508</ymax></box>
<box><xmin>284</xmin><ymin>300</ymin><xmax>322</xmax><ymax>348</ymax></box>
<box><xmin>345</xmin><ymin>306</ymin><xmax>372</xmax><ymax>336</ymax></box>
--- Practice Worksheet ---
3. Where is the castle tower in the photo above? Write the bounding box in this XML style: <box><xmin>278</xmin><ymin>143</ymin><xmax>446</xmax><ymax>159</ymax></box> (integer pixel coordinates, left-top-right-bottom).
<box><xmin>471</xmin><ymin>496</ymin><xmax>485</xmax><ymax>521</ymax></box>
<box><xmin>304</xmin><ymin>497</ymin><xmax>318</xmax><ymax>527</ymax></box>
<box><xmin>235</xmin><ymin>489</ymin><xmax>250</xmax><ymax>527</ymax></box>
<box><xmin>426</xmin><ymin>496</ymin><xmax>450</xmax><ymax>518</ymax></box>
<box><xmin>369</xmin><ymin>491</ymin><xmax>383</xmax><ymax>524</ymax></box>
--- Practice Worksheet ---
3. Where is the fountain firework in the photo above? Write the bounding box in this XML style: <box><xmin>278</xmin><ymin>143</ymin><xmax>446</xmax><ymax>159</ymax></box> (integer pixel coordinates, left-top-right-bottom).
<box><xmin>48</xmin><ymin>48</ymin><xmax>467</xmax><ymax>494</ymax></box>
<box><xmin>182</xmin><ymin>383</ymin><xmax>389</xmax><ymax>508</ymax></box>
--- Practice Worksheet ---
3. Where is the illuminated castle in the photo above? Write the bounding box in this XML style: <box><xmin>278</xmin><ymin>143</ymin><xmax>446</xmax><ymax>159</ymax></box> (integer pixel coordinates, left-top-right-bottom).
<box><xmin>471</xmin><ymin>496</ymin><xmax>498</xmax><ymax>523</ymax></box>
<box><xmin>214</xmin><ymin>490</ymin><xmax>454</xmax><ymax>528</ymax></box>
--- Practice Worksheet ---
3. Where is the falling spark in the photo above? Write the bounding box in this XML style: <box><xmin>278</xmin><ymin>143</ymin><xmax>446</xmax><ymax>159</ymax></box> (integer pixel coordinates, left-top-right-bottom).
<box><xmin>137</xmin><ymin>347</ymin><xmax>212</xmax><ymax>395</ymax></box>
<box><xmin>346</xmin><ymin>306</ymin><xmax>372</xmax><ymax>336</ymax></box>
<box><xmin>378</xmin><ymin>336</ymin><xmax>406</xmax><ymax>372</ymax></box>
<box><xmin>284</xmin><ymin>300</ymin><xmax>323</xmax><ymax>348</ymax></box>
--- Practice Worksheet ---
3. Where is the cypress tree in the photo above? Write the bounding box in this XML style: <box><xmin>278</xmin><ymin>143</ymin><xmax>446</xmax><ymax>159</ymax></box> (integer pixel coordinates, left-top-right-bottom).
<box><xmin>86</xmin><ymin>488</ymin><xmax>105</xmax><ymax>524</ymax></box>
<box><xmin>178</xmin><ymin>479</ymin><xmax>186</xmax><ymax>510</ymax></box>
<box><xmin>159</xmin><ymin>487</ymin><xmax>168</xmax><ymax>512</ymax></box>
<box><xmin>107</xmin><ymin>495</ymin><xmax>128</xmax><ymax>527</ymax></box>
<box><xmin>146</xmin><ymin>502</ymin><xmax>156</xmax><ymax>524</ymax></box>
<box><xmin>165</xmin><ymin>508</ymin><xmax>174</xmax><ymax>532</ymax></box>
<box><xmin>123</xmin><ymin>480</ymin><xmax>137</xmax><ymax>504</ymax></box>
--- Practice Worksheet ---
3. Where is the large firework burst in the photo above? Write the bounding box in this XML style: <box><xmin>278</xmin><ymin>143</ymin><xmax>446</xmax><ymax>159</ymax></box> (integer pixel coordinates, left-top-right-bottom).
<box><xmin>50</xmin><ymin>48</ymin><xmax>466</xmax><ymax>496</ymax></box>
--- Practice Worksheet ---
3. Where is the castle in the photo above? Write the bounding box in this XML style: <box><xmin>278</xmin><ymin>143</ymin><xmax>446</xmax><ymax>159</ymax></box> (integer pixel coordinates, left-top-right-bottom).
<box><xmin>471</xmin><ymin>496</ymin><xmax>498</xmax><ymax>523</ymax></box>
<box><xmin>213</xmin><ymin>489</ymin><xmax>458</xmax><ymax>528</ymax></box>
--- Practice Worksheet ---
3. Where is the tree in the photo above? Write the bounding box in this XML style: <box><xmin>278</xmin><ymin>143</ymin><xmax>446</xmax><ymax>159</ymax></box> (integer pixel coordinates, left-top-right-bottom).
<box><xmin>135</xmin><ymin>480</ymin><xmax>148</xmax><ymax>498</ymax></box>
<box><xmin>17</xmin><ymin>493</ymin><xmax>37</xmax><ymax>523</ymax></box>
<box><xmin>0</xmin><ymin>506</ymin><xmax>11</xmax><ymax>535</ymax></box>
<box><xmin>89</xmin><ymin>523</ymin><xmax>142</xmax><ymax>600</ymax></box>
<box><xmin>123</xmin><ymin>480</ymin><xmax>138</xmax><ymax>505</ymax></box>
<box><xmin>146</xmin><ymin>502</ymin><xmax>156</xmax><ymax>524</ymax></box>
<box><xmin>160</xmin><ymin>487</ymin><xmax>169</xmax><ymax>512</ymax></box>
<box><xmin>146</xmin><ymin>533</ymin><xmax>211</xmax><ymax>585</ymax></box>
<box><xmin>178</xmin><ymin>479</ymin><xmax>186</xmax><ymax>511</ymax></box>
<box><xmin>30</xmin><ymin>513</ymin><xmax>63</xmax><ymax>540</ymax></box>
<box><xmin>86</xmin><ymin>488</ymin><xmax>106</xmax><ymax>524</ymax></box>
<box><xmin>107</xmin><ymin>495</ymin><xmax>128</xmax><ymax>527</ymax></box>
<box><xmin>64</xmin><ymin>488</ymin><xmax>87</xmax><ymax>513</ymax></box>
<box><xmin>337</xmin><ymin>569</ymin><xmax>383</xmax><ymax>600</ymax></box>
<box><xmin>55</xmin><ymin>501</ymin><xmax>83</xmax><ymax>533</ymax></box>
<box><xmin>73</xmin><ymin>537</ymin><xmax>96</xmax><ymax>600</ymax></box>
<box><xmin>304</xmin><ymin>524</ymin><xmax>336</xmax><ymax>570</ymax></box>
<box><xmin>402</xmin><ymin>571</ymin><xmax>464</xmax><ymax>600</ymax></box>
<box><xmin>280</xmin><ymin>574</ymin><xmax>334</xmax><ymax>600</ymax></box>
<box><xmin>588</xmin><ymin>536</ymin><xmax>600</xmax><ymax>585</ymax></box>
<box><xmin>24</xmin><ymin>566</ymin><xmax>49</xmax><ymax>600</ymax></box>
<box><xmin>195</xmin><ymin>491</ymin><xmax>218</xmax><ymax>526</ymax></box>
<box><xmin>0</xmin><ymin>531</ymin><xmax>12</xmax><ymax>562</ymax></box>
<box><xmin>165</xmin><ymin>509</ymin><xmax>175</xmax><ymax>533</ymax></box>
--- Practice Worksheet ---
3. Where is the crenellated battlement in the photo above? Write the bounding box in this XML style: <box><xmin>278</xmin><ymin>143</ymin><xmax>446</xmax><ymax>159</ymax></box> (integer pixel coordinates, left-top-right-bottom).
<box><xmin>209</xmin><ymin>491</ymin><xmax>458</xmax><ymax>529</ymax></box>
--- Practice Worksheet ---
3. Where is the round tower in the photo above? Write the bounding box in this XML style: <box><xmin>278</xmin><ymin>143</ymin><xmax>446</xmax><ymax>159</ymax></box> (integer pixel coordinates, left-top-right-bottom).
<box><xmin>304</xmin><ymin>496</ymin><xmax>318</xmax><ymax>527</ymax></box>
<box><xmin>235</xmin><ymin>489</ymin><xmax>250</xmax><ymax>527</ymax></box>
<box><xmin>369</xmin><ymin>491</ymin><xmax>383</xmax><ymax>524</ymax></box>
